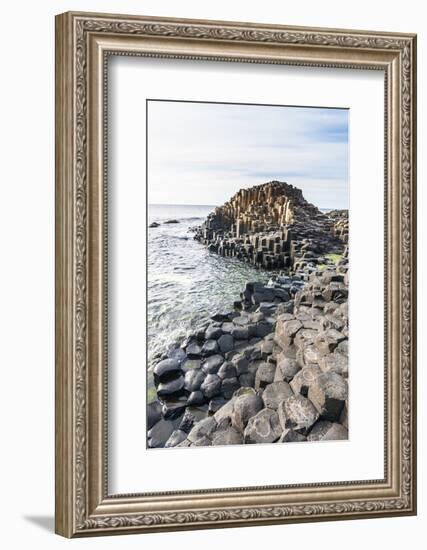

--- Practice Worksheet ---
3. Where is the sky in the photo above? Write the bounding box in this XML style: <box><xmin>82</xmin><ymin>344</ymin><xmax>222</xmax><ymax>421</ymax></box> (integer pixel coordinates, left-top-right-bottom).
<box><xmin>147</xmin><ymin>100</ymin><xmax>349</xmax><ymax>210</ymax></box>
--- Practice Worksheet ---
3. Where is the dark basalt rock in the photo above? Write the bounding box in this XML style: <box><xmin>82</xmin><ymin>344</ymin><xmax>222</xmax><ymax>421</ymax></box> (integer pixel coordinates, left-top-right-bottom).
<box><xmin>277</xmin><ymin>394</ymin><xmax>319</xmax><ymax>434</ymax></box>
<box><xmin>148</xmin><ymin>419</ymin><xmax>175</xmax><ymax>448</ymax></box>
<box><xmin>193</xmin><ymin>181</ymin><xmax>345</xmax><ymax>271</ymax></box>
<box><xmin>217</xmin><ymin>362</ymin><xmax>237</xmax><ymax>380</ymax></box>
<box><xmin>165</xmin><ymin>429</ymin><xmax>188</xmax><ymax>447</ymax></box>
<box><xmin>201</xmin><ymin>339</ymin><xmax>219</xmax><ymax>356</ymax></box>
<box><xmin>147</xmin><ymin>400</ymin><xmax>162</xmax><ymax>430</ymax></box>
<box><xmin>244</xmin><ymin>409</ymin><xmax>282</xmax><ymax>444</ymax></box>
<box><xmin>202</xmin><ymin>354</ymin><xmax>224</xmax><ymax>374</ymax></box>
<box><xmin>254</xmin><ymin>363</ymin><xmax>276</xmax><ymax>390</ymax></box>
<box><xmin>184</xmin><ymin>369</ymin><xmax>206</xmax><ymax>392</ymax></box>
<box><xmin>200</xmin><ymin>374</ymin><xmax>222</xmax><ymax>399</ymax></box>
<box><xmin>186</xmin><ymin>342</ymin><xmax>203</xmax><ymax>358</ymax></box>
<box><xmin>218</xmin><ymin>333</ymin><xmax>234</xmax><ymax>353</ymax></box>
<box><xmin>307</xmin><ymin>420</ymin><xmax>348</xmax><ymax>441</ymax></box>
<box><xmin>262</xmin><ymin>381</ymin><xmax>293</xmax><ymax>410</ymax></box>
<box><xmin>187</xmin><ymin>416</ymin><xmax>217</xmax><ymax>445</ymax></box>
<box><xmin>308</xmin><ymin>372</ymin><xmax>348</xmax><ymax>421</ymax></box>
<box><xmin>161</xmin><ymin>398</ymin><xmax>187</xmax><ymax>420</ymax></box>
<box><xmin>187</xmin><ymin>391</ymin><xmax>205</xmax><ymax>407</ymax></box>
<box><xmin>153</xmin><ymin>358</ymin><xmax>182</xmax><ymax>385</ymax></box>
<box><xmin>211</xmin><ymin>426</ymin><xmax>243</xmax><ymax>446</ymax></box>
<box><xmin>156</xmin><ymin>376</ymin><xmax>185</xmax><ymax>399</ymax></box>
<box><xmin>205</xmin><ymin>325</ymin><xmax>223</xmax><ymax>340</ymax></box>
<box><xmin>231</xmin><ymin>389</ymin><xmax>264</xmax><ymax>432</ymax></box>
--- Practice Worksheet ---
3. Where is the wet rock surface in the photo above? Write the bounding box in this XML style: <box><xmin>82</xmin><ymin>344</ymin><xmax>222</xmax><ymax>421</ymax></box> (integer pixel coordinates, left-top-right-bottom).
<box><xmin>148</xmin><ymin>182</ymin><xmax>349</xmax><ymax>448</ymax></box>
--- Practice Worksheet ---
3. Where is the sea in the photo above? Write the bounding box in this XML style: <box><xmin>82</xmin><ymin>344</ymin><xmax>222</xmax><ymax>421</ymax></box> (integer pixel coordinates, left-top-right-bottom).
<box><xmin>147</xmin><ymin>204</ymin><xmax>272</xmax><ymax>371</ymax></box>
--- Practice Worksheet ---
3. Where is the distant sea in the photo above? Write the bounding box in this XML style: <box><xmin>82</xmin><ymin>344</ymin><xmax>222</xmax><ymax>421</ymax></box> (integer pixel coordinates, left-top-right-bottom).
<box><xmin>147</xmin><ymin>204</ymin><xmax>271</xmax><ymax>370</ymax></box>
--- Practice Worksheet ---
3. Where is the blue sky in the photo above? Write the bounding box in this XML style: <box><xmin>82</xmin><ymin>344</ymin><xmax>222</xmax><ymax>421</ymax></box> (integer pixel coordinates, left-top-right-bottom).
<box><xmin>147</xmin><ymin>100</ymin><xmax>349</xmax><ymax>209</ymax></box>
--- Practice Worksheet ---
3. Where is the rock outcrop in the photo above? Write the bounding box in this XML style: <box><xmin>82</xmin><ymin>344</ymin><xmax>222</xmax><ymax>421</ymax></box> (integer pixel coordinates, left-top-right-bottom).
<box><xmin>193</xmin><ymin>181</ymin><xmax>346</xmax><ymax>271</ymax></box>
<box><xmin>147</xmin><ymin>181</ymin><xmax>349</xmax><ymax>448</ymax></box>
<box><xmin>148</xmin><ymin>261</ymin><xmax>349</xmax><ymax>448</ymax></box>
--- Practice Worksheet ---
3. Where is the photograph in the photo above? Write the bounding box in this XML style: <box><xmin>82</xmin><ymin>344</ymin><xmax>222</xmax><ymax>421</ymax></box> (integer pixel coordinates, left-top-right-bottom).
<box><xmin>53</xmin><ymin>9</ymin><xmax>416</xmax><ymax>538</ymax></box>
<box><xmin>147</xmin><ymin>100</ymin><xmax>350</xmax><ymax>449</ymax></box>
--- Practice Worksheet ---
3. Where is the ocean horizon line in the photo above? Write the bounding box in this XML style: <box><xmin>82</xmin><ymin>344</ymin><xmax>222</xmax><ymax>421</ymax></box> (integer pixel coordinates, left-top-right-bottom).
<box><xmin>148</xmin><ymin>202</ymin><xmax>341</xmax><ymax>211</ymax></box>
<box><xmin>148</xmin><ymin>203</ymin><xmax>217</xmax><ymax>207</ymax></box>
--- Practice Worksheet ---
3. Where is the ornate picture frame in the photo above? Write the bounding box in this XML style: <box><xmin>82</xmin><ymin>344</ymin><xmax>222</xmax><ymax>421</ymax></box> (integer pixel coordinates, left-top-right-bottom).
<box><xmin>55</xmin><ymin>11</ymin><xmax>417</xmax><ymax>537</ymax></box>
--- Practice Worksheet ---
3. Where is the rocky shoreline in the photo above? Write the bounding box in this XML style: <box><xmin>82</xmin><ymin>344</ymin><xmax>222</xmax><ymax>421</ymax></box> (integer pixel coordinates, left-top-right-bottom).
<box><xmin>147</xmin><ymin>181</ymin><xmax>349</xmax><ymax>448</ymax></box>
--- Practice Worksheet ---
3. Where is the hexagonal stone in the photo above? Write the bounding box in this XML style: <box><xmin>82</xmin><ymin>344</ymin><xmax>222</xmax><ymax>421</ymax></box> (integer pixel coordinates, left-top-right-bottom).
<box><xmin>278</xmin><ymin>394</ymin><xmax>319</xmax><ymax>434</ymax></box>
<box><xmin>314</xmin><ymin>329</ymin><xmax>346</xmax><ymax>355</ymax></box>
<box><xmin>274</xmin><ymin>354</ymin><xmax>301</xmax><ymax>382</ymax></box>
<box><xmin>164</xmin><ymin>429</ymin><xmax>188</xmax><ymax>448</ymax></box>
<box><xmin>319</xmin><ymin>351</ymin><xmax>348</xmax><ymax>376</ymax></box>
<box><xmin>147</xmin><ymin>400</ymin><xmax>162</xmax><ymax>430</ymax></box>
<box><xmin>303</xmin><ymin>345</ymin><xmax>322</xmax><ymax>365</ymax></box>
<box><xmin>231</xmin><ymin>388</ymin><xmax>264</xmax><ymax>432</ymax></box>
<box><xmin>201</xmin><ymin>339</ymin><xmax>219</xmax><ymax>356</ymax></box>
<box><xmin>205</xmin><ymin>325</ymin><xmax>223</xmax><ymax>340</ymax></box>
<box><xmin>187</xmin><ymin>416</ymin><xmax>217</xmax><ymax>444</ymax></box>
<box><xmin>254</xmin><ymin>362</ymin><xmax>276</xmax><ymax>390</ymax></box>
<box><xmin>233</xmin><ymin>315</ymin><xmax>249</xmax><ymax>326</ymax></box>
<box><xmin>290</xmin><ymin>365</ymin><xmax>322</xmax><ymax>396</ymax></box>
<box><xmin>200</xmin><ymin>373</ymin><xmax>222</xmax><ymax>398</ymax></box>
<box><xmin>218</xmin><ymin>334</ymin><xmax>234</xmax><ymax>353</ymax></box>
<box><xmin>148</xmin><ymin>419</ymin><xmax>174</xmax><ymax>448</ymax></box>
<box><xmin>261</xmin><ymin>339</ymin><xmax>274</xmax><ymax>357</ymax></box>
<box><xmin>184</xmin><ymin>369</ymin><xmax>206</xmax><ymax>392</ymax></box>
<box><xmin>278</xmin><ymin>429</ymin><xmax>307</xmax><ymax>443</ymax></box>
<box><xmin>217</xmin><ymin>362</ymin><xmax>237</xmax><ymax>379</ymax></box>
<box><xmin>307</xmin><ymin>421</ymin><xmax>348</xmax><ymax>441</ymax></box>
<box><xmin>161</xmin><ymin>397</ymin><xmax>187</xmax><ymax>420</ymax></box>
<box><xmin>156</xmin><ymin>376</ymin><xmax>185</xmax><ymax>398</ymax></box>
<box><xmin>244</xmin><ymin>409</ymin><xmax>282</xmax><ymax>444</ymax></box>
<box><xmin>308</xmin><ymin>372</ymin><xmax>348</xmax><ymax>421</ymax></box>
<box><xmin>211</xmin><ymin>426</ymin><xmax>243</xmax><ymax>446</ymax></box>
<box><xmin>186</xmin><ymin>342</ymin><xmax>202</xmax><ymax>358</ymax></box>
<box><xmin>202</xmin><ymin>354</ymin><xmax>224</xmax><ymax>374</ymax></box>
<box><xmin>153</xmin><ymin>358</ymin><xmax>182</xmax><ymax>384</ymax></box>
<box><xmin>262</xmin><ymin>381</ymin><xmax>293</xmax><ymax>410</ymax></box>
<box><xmin>231</xmin><ymin>353</ymin><xmax>249</xmax><ymax>375</ymax></box>
<box><xmin>221</xmin><ymin>322</ymin><xmax>234</xmax><ymax>334</ymax></box>
<box><xmin>187</xmin><ymin>391</ymin><xmax>205</xmax><ymax>406</ymax></box>
<box><xmin>294</xmin><ymin>329</ymin><xmax>318</xmax><ymax>350</ymax></box>
<box><xmin>275</xmin><ymin>318</ymin><xmax>302</xmax><ymax>349</ymax></box>
<box><xmin>231</xmin><ymin>326</ymin><xmax>249</xmax><ymax>340</ymax></box>
<box><xmin>213</xmin><ymin>396</ymin><xmax>236</xmax><ymax>424</ymax></box>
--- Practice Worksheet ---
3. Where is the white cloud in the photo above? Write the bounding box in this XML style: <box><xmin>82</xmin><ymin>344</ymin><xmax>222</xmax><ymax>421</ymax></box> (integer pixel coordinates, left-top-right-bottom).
<box><xmin>147</xmin><ymin>100</ymin><xmax>349</xmax><ymax>209</ymax></box>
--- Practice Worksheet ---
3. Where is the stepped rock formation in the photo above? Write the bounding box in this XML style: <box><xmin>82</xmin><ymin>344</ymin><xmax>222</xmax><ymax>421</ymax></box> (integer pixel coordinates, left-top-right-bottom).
<box><xmin>328</xmin><ymin>209</ymin><xmax>349</xmax><ymax>244</ymax></box>
<box><xmin>194</xmin><ymin>181</ymin><xmax>347</xmax><ymax>270</ymax></box>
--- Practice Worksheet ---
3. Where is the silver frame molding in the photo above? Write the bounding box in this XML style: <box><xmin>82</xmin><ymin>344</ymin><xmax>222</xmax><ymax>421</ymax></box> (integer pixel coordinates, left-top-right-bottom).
<box><xmin>55</xmin><ymin>11</ymin><xmax>417</xmax><ymax>538</ymax></box>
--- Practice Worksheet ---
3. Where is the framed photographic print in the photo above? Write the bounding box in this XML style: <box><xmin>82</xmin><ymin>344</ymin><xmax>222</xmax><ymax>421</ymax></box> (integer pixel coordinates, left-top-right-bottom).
<box><xmin>55</xmin><ymin>11</ymin><xmax>417</xmax><ymax>537</ymax></box>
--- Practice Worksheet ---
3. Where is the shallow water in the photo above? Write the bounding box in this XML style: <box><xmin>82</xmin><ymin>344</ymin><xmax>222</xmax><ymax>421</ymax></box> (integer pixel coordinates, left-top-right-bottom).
<box><xmin>147</xmin><ymin>204</ymin><xmax>271</xmax><ymax>370</ymax></box>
